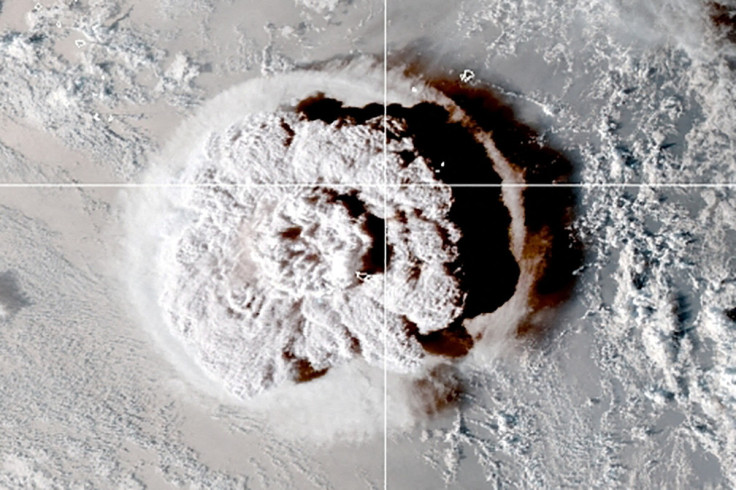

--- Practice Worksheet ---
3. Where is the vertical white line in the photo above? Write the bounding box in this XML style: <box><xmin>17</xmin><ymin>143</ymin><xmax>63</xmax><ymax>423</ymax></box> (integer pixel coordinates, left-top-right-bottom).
<box><xmin>382</xmin><ymin>0</ymin><xmax>389</xmax><ymax>487</ymax></box>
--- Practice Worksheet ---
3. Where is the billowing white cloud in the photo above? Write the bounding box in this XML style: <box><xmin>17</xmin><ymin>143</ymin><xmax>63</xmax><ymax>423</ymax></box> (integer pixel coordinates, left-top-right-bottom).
<box><xmin>122</xmin><ymin>59</ymin><xmax>545</xmax><ymax>439</ymax></box>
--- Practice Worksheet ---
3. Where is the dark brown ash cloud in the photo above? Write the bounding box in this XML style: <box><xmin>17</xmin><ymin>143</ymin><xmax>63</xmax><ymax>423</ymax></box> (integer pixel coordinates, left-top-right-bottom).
<box><xmin>291</xmin><ymin>77</ymin><xmax>581</xmax><ymax>413</ymax></box>
<box><xmin>709</xmin><ymin>2</ymin><xmax>736</xmax><ymax>44</ymax></box>
<box><xmin>295</xmin><ymin>94</ymin><xmax>520</xmax><ymax>360</ymax></box>
<box><xmin>423</xmin><ymin>75</ymin><xmax>583</xmax><ymax>340</ymax></box>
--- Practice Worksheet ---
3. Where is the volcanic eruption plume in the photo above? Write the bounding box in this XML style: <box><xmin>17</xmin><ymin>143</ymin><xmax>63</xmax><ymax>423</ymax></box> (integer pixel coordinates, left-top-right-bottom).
<box><xmin>123</xmin><ymin>58</ymin><xmax>580</xmax><ymax>424</ymax></box>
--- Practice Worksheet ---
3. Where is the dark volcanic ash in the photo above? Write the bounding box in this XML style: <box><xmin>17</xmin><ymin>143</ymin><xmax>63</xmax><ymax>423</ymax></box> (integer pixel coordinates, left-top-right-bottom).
<box><xmin>124</xmin><ymin>60</ymin><xmax>579</xmax><ymax>420</ymax></box>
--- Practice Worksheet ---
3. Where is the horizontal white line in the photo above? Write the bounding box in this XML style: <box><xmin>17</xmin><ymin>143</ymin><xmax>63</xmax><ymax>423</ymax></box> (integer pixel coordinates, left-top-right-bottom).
<box><xmin>0</xmin><ymin>182</ymin><xmax>735</xmax><ymax>189</ymax></box>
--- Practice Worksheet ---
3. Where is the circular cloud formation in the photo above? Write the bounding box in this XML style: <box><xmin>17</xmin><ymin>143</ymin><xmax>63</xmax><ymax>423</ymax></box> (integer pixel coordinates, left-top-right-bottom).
<box><xmin>129</xmin><ymin>60</ymin><xmax>576</xmax><ymax>403</ymax></box>
<box><xmin>158</xmin><ymin>106</ymin><xmax>480</xmax><ymax>398</ymax></box>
